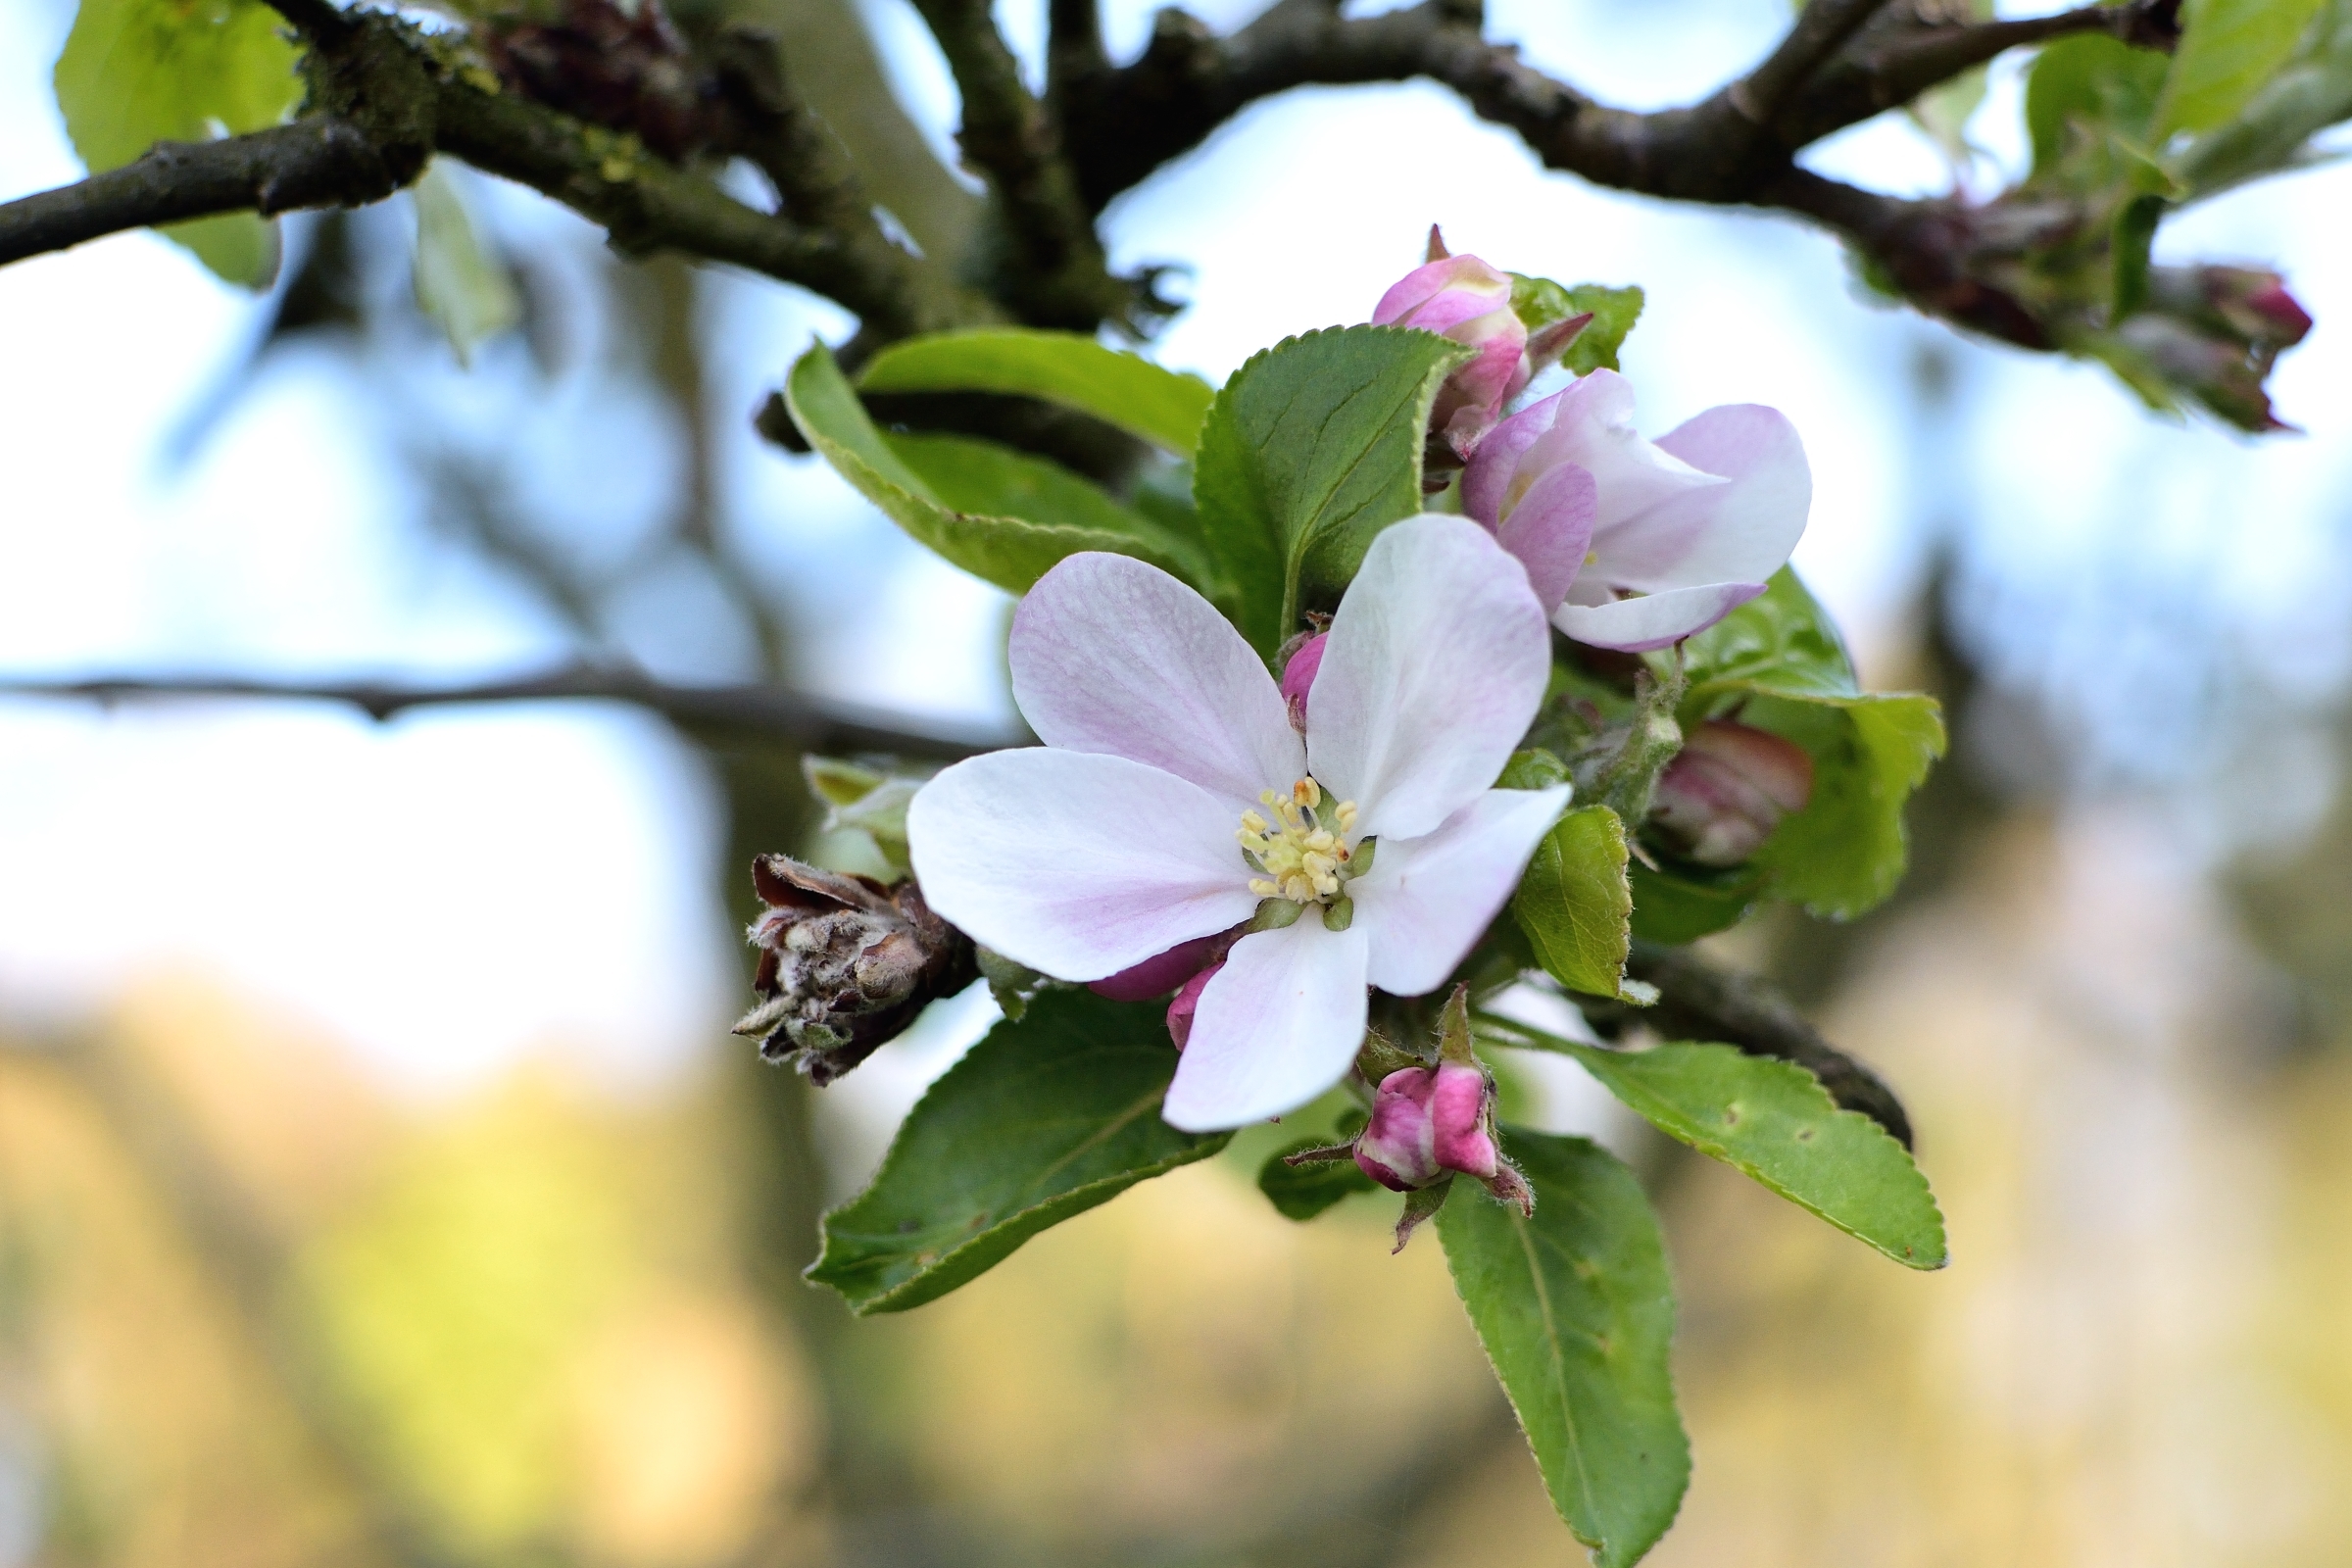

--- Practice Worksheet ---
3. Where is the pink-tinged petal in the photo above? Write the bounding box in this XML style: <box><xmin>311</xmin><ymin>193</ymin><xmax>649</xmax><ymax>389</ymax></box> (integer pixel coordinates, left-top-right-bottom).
<box><xmin>1494</xmin><ymin>463</ymin><xmax>1596</xmax><ymax>613</ymax></box>
<box><xmin>1428</xmin><ymin>1061</ymin><xmax>1498</xmax><ymax>1178</ymax></box>
<box><xmin>1351</xmin><ymin>785</ymin><xmax>1569</xmax><ymax>996</ymax></box>
<box><xmin>1307</xmin><ymin>516</ymin><xmax>1551</xmax><ymax>841</ymax></box>
<box><xmin>1592</xmin><ymin>405</ymin><xmax>1809</xmax><ymax>591</ymax></box>
<box><xmin>1372</xmin><ymin>254</ymin><xmax>1513</xmax><ymax>328</ymax></box>
<box><xmin>1011</xmin><ymin>552</ymin><xmax>1303</xmax><ymax>814</ymax></box>
<box><xmin>1280</xmin><ymin>631</ymin><xmax>1326</xmax><ymax>730</ymax></box>
<box><xmin>1166</xmin><ymin>961</ymin><xmax>1219</xmax><ymax>1050</ymax></box>
<box><xmin>1089</xmin><ymin>932</ymin><xmax>1225</xmax><ymax>1002</ymax></box>
<box><xmin>1162</xmin><ymin>917</ymin><xmax>1371</xmax><ymax>1131</ymax></box>
<box><xmin>1460</xmin><ymin>393</ymin><xmax>1550</xmax><ymax>525</ymax></box>
<box><xmin>906</xmin><ymin>749</ymin><xmax>1258</xmax><ymax>982</ymax></box>
<box><xmin>1468</xmin><ymin>372</ymin><xmax>1722</xmax><ymax>534</ymax></box>
<box><xmin>1554</xmin><ymin>580</ymin><xmax>1767</xmax><ymax>653</ymax></box>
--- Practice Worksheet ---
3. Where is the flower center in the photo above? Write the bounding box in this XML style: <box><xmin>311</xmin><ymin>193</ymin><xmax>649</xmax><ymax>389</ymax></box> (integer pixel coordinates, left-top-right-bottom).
<box><xmin>1238</xmin><ymin>776</ymin><xmax>1361</xmax><ymax>906</ymax></box>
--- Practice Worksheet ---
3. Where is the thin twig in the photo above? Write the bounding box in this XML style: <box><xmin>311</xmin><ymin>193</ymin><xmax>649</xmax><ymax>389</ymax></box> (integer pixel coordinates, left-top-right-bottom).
<box><xmin>0</xmin><ymin>669</ymin><xmax>1016</xmax><ymax>760</ymax></box>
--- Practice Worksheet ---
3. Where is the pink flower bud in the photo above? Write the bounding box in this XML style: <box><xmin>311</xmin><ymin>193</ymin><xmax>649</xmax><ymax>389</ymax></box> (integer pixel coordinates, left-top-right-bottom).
<box><xmin>1353</xmin><ymin>1060</ymin><xmax>1498</xmax><ymax>1191</ymax></box>
<box><xmin>1373</xmin><ymin>245</ymin><xmax>1530</xmax><ymax>459</ymax></box>
<box><xmin>1648</xmin><ymin>720</ymin><xmax>1814</xmax><ymax>867</ymax></box>
<box><xmin>1090</xmin><ymin>932</ymin><xmax>1224</xmax><ymax>1002</ymax></box>
<box><xmin>2203</xmin><ymin>267</ymin><xmax>2313</xmax><ymax>347</ymax></box>
<box><xmin>1280</xmin><ymin>632</ymin><xmax>1327</xmax><ymax>730</ymax></box>
<box><xmin>1165</xmin><ymin>961</ymin><xmax>1219</xmax><ymax>1052</ymax></box>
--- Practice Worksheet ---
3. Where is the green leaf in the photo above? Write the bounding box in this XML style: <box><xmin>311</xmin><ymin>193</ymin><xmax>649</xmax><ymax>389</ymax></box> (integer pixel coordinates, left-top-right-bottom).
<box><xmin>802</xmin><ymin>755</ymin><xmax>926</xmax><ymax>874</ymax></box>
<box><xmin>881</xmin><ymin>430</ymin><xmax>1208</xmax><ymax>583</ymax></box>
<box><xmin>412</xmin><ymin>160</ymin><xmax>521</xmax><ymax>367</ymax></box>
<box><xmin>1505</xmin><ymin>1038</ymin><xmax>1946</xmax><ymax>1270</ymax></box>
<box><xmin>1257</xmin><ymin>1139</ymin><xmax>1377</xmax><ymax>1221</ymax></box>
<box><xmin>1681</xmin><ymin>567</ymin><xmax>1858</xmax><ymax>702</ymax></box>
<box><xmin>1627</xmin><ymin>858</ymin><xmax>1766</xmax><ymax>945</ymax></box>
<box><xmin>857</xmin><ymin>328</ymin><xmax>1217</xmax><ymax>456</ymax></box>
<box><xmin>1439</xmin><ymin>1132</ymin><xmax>1688</xmax><ymax>1568</ymax></box>
<box><xmin>2025</xmin><ymin>33</ymin><xmax>2173</xmax><ymax>185</ymax></box>
<box><xmin>808</xmin><ymin>989</ymin><xmax>1228</xmax><ymax>1314</ymax></box>
<box><xmin>1191</xmin><ymin>325</ymin><xmax>1470</xmax><ymax>654</ymax></box>
<box><xmin>1514</xmin><ymin>805</ymin><xmax>1635</xmax><ymax>1000</ymax></box>
<box><xmin>53</xmin><ymin>0</ymin><xmax>303</xmax><ymax>286</ymax></box>
<box><xmin>785</xmin><ymin>341</ymin><xmax>1184</xmax><ymax>593</ymax></box>
<box><xmin>2173</xmin><ymin>1</ymin><xmax>2352</xmax><ymax>194</ymax></box>
<box><xmin>2109</xmin><ymin>191</ymin><xmax>2167</xmax><ymax>319</ymax></box>
<box><xmin>2158</xmin><ymin>0</ymin><xmax>2330</xmax><ymax>137</ymax></box>
<box><xmin>1510</xmin><ymin>276</ymin><xmax>1646</xmax><ymax>374</ymax></box>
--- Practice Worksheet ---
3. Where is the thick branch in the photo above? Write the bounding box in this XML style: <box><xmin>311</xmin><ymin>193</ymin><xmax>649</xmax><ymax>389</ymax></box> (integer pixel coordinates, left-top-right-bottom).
<box><xmin>1627</xmin><ymin>942</ymin><xmax>1916</xmax><ymax>1149</ymax></box>
<box><xmin>1730</xmin><ymin>0</ymin><xmax>1900</xmax><ymax>125</ymax></box>
<box><xmin>0</xmin><ymin>669</ymin><xmax>1015</xmax><ymax>760</ymax></box>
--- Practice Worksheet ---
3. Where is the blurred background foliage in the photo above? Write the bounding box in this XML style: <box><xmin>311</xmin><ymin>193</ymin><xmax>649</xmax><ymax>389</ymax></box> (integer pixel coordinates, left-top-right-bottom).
<box><xmin>8</xmin><ymin>0</ymin><xmax>2352</xmax><ymax>1561</ymax></box>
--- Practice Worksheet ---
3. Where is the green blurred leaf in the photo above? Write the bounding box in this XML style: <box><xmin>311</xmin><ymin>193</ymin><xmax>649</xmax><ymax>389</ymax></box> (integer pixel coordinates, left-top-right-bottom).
<box><xmin>803</xmin><ymin>755</ymin><xmax>926</xmax><ymax>873</ymax></box>
<box><xmin>2174</xmin><ymin>0</ymin><xmax>2352</xmax><ymax>192</ymax></box>
<box><xmin>882</xmin><ymin>430</ymin><xmax>1209</xmax><ymax>583</ymax></box>
<box><xmin>785</xmin><ymin>341</ymin><xmax>1185</xmax><ymax>593</ymax></box>
<box><xmin>808</xmin><ymin>989</ymin><xmax>1229</xmax><ymax>1314</ymax></box>
<box><xmin>1514</xmin><ymin>805</ymin><xmax>1635</xmax><ymax>1000</ymax></box>
<box><xmin>1510</xmin><ymin>275</ymin><xmax>1646</xmax><ymax>374</ymax></box>
<box><xmin>2158</xmin><ymin>0</ymin><xmax>2330</xmax><ymax>137</ymax></box>
<box><xmin>1508</xmin><ymin>1036</ymin><xmax>1946</xmax><ymax>1269</ymax></box>
<box><xmin>2026</xmin><ymin>33</ymin><xmax>2172</xmax><ymax>184</ymax></box>
<box><xmin>1191</xmin><ymin>325</ymin><xmax>1469</xmax><ymax>654</ymax></box>
<box><xmin>1682</xmin><ymin>567</ymin><xmax>1858</xmax><ymax>702</ymax></box>
<box><xmin>1627</xmin><ymin>858</ymin><xmax>1765</xmax><ymax>944</ymax></box>
<box><xmin>413</xmin><ymin>161</ymin><xmax>521</xmax><ymax>367</ymax></box>
<box><xmin>1257</xmin><ymin>1139</ymin><xmax>1377</xmax><ymax>1220</ymax></box>
<box><xmin>858</xmin><ymin>328</ymin><xmax>1217</xmax><ymax>456</ymax></box>
<box><xmin>1439</xmin><ymin>1132</ymin><xmax>1688</xmax><ymax>1568</ymax></box>
<box><xmin>53</xmin><ymin>0</ymin><xmax>302</xmax><ymax>286</ymax></box>
<box><xmin>2109</xmin><ymin>191</ymin><xmax>2167</xmax><ymax>318</ymax></box>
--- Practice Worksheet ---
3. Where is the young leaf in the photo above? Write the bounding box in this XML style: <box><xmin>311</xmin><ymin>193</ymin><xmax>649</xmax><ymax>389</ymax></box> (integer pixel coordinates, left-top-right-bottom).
<box><xmin>808</xmin><ymin>989</ymin><xmax>1228</xmax><ymax>1314</ymax></box>
<box><xmin>785</xmin><ymin>342</ymin><xmax>1186</xmax><ymax>593</ymax></box>
<box><xmin>1510</xmin><ymin>276</ymin><xmax>1646</xmax><ymax>374</ymax></box>
<box><xmin>1439</xmin><ymin>1132</ymin><xmax>1688</xmax><ymax>1568</ymax></box>
<box><xmin>1627</xmin><ymin>858</ymin><xmax>1765</xmax><ymax>945</ymax></box>
<box><xmin>1514</xmin><ymin>805</ymin><xmax>1636</xmax><ymax>1000</ymax></box>
<box><xmin>1681</xmin><ymin>567</ymin><xmax>1858</xmax><ymax>701</ymax></box>
<box><xmin>2156</xmin><ymin>0</ymin><xmax>2330</xmax><ymax>139</ymax></box>
<box><xmin>857</xmin><ymin>328</ymin><xmax>1217</xmax><ymax>456</ymax></box>
<box><xmin>1191</xmin><ymin>325</ymin><xmax>1470</xmax><ymax>654</ymax></box>
<box><xmin>1504</xmin><ymin>1035</ymin><xmax>1946</xmax><ymax>1269</ymax></box>
<box><xmin>412</xmin><ymin>161</ymin><xmax>522</xmax><ymax>367</ymax></box>
<box><xmin>52</xmin><ymin>0</ymin><xmax>302</xmax><ymax>286</ymax></box>
<box><xmin>2025</xmin><ymin>33</ymin><xmax>2172</xmax><ymax>185</ymax></box>
<box><xmin>1257</xmin><ymin>1138</ymin><xmax>1377</xmax><ymax>1220</ymax></box>
<box><xmin>882</xmin><ymin>431</ymin><xmax>1209</xmax><ymax>583</ymax></box>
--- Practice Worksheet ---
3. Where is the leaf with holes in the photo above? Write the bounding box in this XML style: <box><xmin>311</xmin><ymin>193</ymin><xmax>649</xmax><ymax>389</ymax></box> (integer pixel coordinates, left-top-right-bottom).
<box><xmin>807</xmin><ymin>988</ymin><xmax>1229</xmax><ymax>1313</ymax></box>
<box><xmin>1439</xmin><ymin>1132</ymin><xmax>1688</xmax><ymax>1567</ymax></box>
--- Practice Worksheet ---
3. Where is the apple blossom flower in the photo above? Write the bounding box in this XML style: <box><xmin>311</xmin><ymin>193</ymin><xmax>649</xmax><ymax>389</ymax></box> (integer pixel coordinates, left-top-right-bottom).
<box><xmin>1462</xmin><ymin>368</ymin><xmax>1811</xmax><ymax>652</ymax></box>
<box><xmin>906</xmin><ymin>515</ymin><xmax>1570</xmax><ymax>1132</ymax></box>
<box><xmin>1647</xmin><ymin>719</ymin><xmax>1814</xmax><ymax>866</ymax></box>
<box><xmin>1374</xmin><ymin>251</ymin><xmax>1530</xmax><ymax>461</ymax></box>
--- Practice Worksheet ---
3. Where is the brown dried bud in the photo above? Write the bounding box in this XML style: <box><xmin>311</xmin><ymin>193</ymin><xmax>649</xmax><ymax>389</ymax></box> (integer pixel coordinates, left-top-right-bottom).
<box><xmin>733</xmin><ymin>855</ymin><xmax>976</xmax><ymax>1086</ymax></box>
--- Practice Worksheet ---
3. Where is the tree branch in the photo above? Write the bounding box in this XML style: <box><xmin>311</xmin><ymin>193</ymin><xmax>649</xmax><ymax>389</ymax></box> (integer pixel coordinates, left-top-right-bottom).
<box><xmin>1730</xmin><ymin>0</ymin><xmax>1900</xmax><ymax>126</ymax></box>
<box><xmin>0</xmin><ymin>668</ymin><xmax>1016</xmax><ymax>760</ymax></box>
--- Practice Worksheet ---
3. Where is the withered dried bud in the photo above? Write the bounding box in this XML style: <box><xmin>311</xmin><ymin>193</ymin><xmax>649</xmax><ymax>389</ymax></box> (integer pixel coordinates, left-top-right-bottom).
<box><xmin>733</xmin><ymin>855</ymin><xmax>976</xmax><ymax>1085</ymax></box>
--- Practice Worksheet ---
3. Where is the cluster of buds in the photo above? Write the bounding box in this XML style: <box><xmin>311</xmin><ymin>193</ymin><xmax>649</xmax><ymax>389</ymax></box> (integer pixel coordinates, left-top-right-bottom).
<box><xmin>734</xmin><ymin>854</ymin><xmax>976</xmax><ymax>1085</ymax></box>
<box><xmin>1646</xmin><ymin>718</ymin><xmax>1815</xmax><ymax>867</ymax></box>
<box><xmin>1374</xmin><ymin>228</ymin><xmax>1592</xmax><ymax>480</ymax></box>
<box><xmin>2125</xmin><ymin>265</ymin><xmax>2315</xmax><ymax>432</ymax></box>
<box><xmin>1287</xmin><ymin>987</ymin><xmax>1532</xmax><ymax>1250</ymax></box>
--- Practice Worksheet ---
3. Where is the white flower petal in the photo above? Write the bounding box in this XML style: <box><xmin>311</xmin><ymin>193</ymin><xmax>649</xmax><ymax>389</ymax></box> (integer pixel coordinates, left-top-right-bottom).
<box><xmin>1494</xmin><ymin>463</ymin><xmax>1595</xmax><ymax>614</ymax></box>
<box><xmin>1554</xmin><ymin>581</ymin><xmax>1767</xmax><ymax>653</ymax></box>
<box><xmin>1162</xmin><ymin>917</ymin><xmax>1370</xmax><ymax>1130</ymax></box>
<box><xmin>1011</xmin><ymin>551</ymin><xmax>1303</xmax><ymax>814</ymax></box>
<box><xmin>907</xmin><ymin>748</ymin><xmax>1258</xmax><ymax>981</ymax></box>
<box><xmin>1306</xmin><ymin>515</ymin><xmax>1551</xmax><ymax>842</ymax></box>
<box><xmin>1592</xmin><ymin>405</ymin><xmax>1810</xmax><ymax>591</ymax></box>
<box><xmin>1353</xmin><ymin>786</ymin><xmax>1570</xmax><ymax>995</ymax></box>
<box><xmin>1485</xmin><ymin>372</ymin><xmax>1723</xmax><ymax>532</ymax></box>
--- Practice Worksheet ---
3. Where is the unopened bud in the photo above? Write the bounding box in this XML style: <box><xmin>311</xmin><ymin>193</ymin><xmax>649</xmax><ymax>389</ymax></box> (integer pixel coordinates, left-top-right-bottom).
<box><xmin>734</xmin><ymin>855</ymin><xmax>975</xmax><ymax>1084</ymax></box>
<box><xmin>1280</xmin><ymin>632</ymin><xmax>1327</xmax><ymax>731</ymax></box>
<box><xmin>1355</xmin><ymin>1059</ymin><xmax>1497</xmax><ymax>1191</ymax></box>
<box><xmin>1648</xmin><ymin>720</ymin><xmax>1814</xmax><ymax>866</ymax></box>
<box><xmin>1165</xmin><ymin>961</ymin><xmax>1220</xmax><ymax>1051</ymax></box>
<box><xmin>1374</xmin><ymin>236</ymin><xmax>1531</xmax><ymax>462</ymax></box>
<box><xmin>2202</xmin><ymin>267</ymin><xmax>2313</xmax><ymax>348</ymax></box>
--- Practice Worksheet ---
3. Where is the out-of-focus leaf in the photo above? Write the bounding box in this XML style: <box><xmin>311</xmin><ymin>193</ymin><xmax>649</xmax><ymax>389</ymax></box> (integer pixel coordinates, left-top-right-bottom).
<box><xmin>1681</xmin><ymin>568</ymin><xmax>1858</xmax><ymax>702</ymax></box>
<box><xmin>1494</xmin><ymin>1032</ymin><xmax>1947</xmax><ymax>1269</ymax></box>
<box><xmin>2175</xmin><ymin>0</ymin><xmax>2352</xmax><ymax>192</ymax></box>
<box><xmin>1514</xmin><ymin>805</ymin><xmax>1635</xmax><ymax>1000</ymax></box>
<box><xmin>2158</xmin><ymin>0</ymin><xmax>2330</xmax><ymax>137</ymax></box>
<box><xmin>858</xmin><ymin>329</ymin><xmax>1217</xmax><ymax>456</ymax></box>
<box><xmin>1628</xmin><ymin>858</ymin><xmax>1765</xmax><ymax>944</ymax></box>
<box><xmin>52</xmin><ymin>0</ymin><xmax>302</xmax><ymax>286</ymax></box>
<box><xmin>1510</xmin><ymin>275</ymin><xmax>1645</xmax><ymax>373</ymax></box>
<box><xmin>1439</xmin><ymin>1132</ymin><xmax>1688</xmax><ymax>1568</ymax></box>
<box><xmin>1257</xmin><ymin>1138</ymin><xmax>1377</xmax><ymax>1220</ymax></box>
<box><xmin>1191</xmin><ymin>325</ymin><xmax>1468</xmax><ymax>654</ymax></box>
<box><xmin>807</xmin><ymin>989</ymin><xmax>1228</xmax><ymax>1314</ymax></box>
<box><xmin>802</xmin><ymin>756</ymin><xmax>927</xmax><ymax>873</ymax></box>
<box><xmin>2026</xmin><ymin>33</ymin><xmax>2172</xmax><ymax>184</ymax></box>
<box><xmin>2109</xmin><ymin>191</ymin><xmax>2167</xmax><ymax>318</ymax></box>
<box><xmin>413</xmin><ymin>161</ymin><xmax>522</xmax><ymax>367</ymax></box>
<box><xmin>1911</xmin><ymin>64</ymin><xmax>1991</xmax><ymax>170</ymax></box>
<box><xmin>785</xmin><ymin>342</ymin><xmax>1185</xmax><ymax>593</ymax></box>
<box><xmin>881</xmin><ymin>431</ymin><xmax>1209</xmax><ymax>583</ymax></box>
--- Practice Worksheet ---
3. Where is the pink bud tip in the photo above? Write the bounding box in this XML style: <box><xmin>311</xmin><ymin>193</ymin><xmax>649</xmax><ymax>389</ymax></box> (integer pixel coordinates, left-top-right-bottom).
<box><xmin>1280</xmin><ymin>632</ymin><xmax>1327</xmax><ymax>731</ymax></box>
<box><xmin>1091</xmin><ymin>933</ymin><xmax>1224</xmax><ymax>1003</ymax></box>
<box><xmin>1649</xmin><ymin>720</ymin><xmax>1814</xmax><ymax>867</ymax></box>
<box><xmin>1353</xmin><ymin>1061</ymin><xmax>1499</xmax><ymax>1190</ymax></box>
<box><xmin>1165</xmin><ymin>962</ymin><xmax>1219</xmax><ymax>1052</ymax></box>
<box><xmin>2246</xmin><ymin>281</ymin><xmax>2314</xmax><ymax>342</ymax></box>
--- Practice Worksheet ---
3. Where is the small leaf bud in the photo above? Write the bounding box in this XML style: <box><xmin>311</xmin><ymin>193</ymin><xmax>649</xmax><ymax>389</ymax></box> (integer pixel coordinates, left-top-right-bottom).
<box><xmin>1647</xmin><ymin>719</ymin><xmax>1814</xmax><ymax>867</ymax></box>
